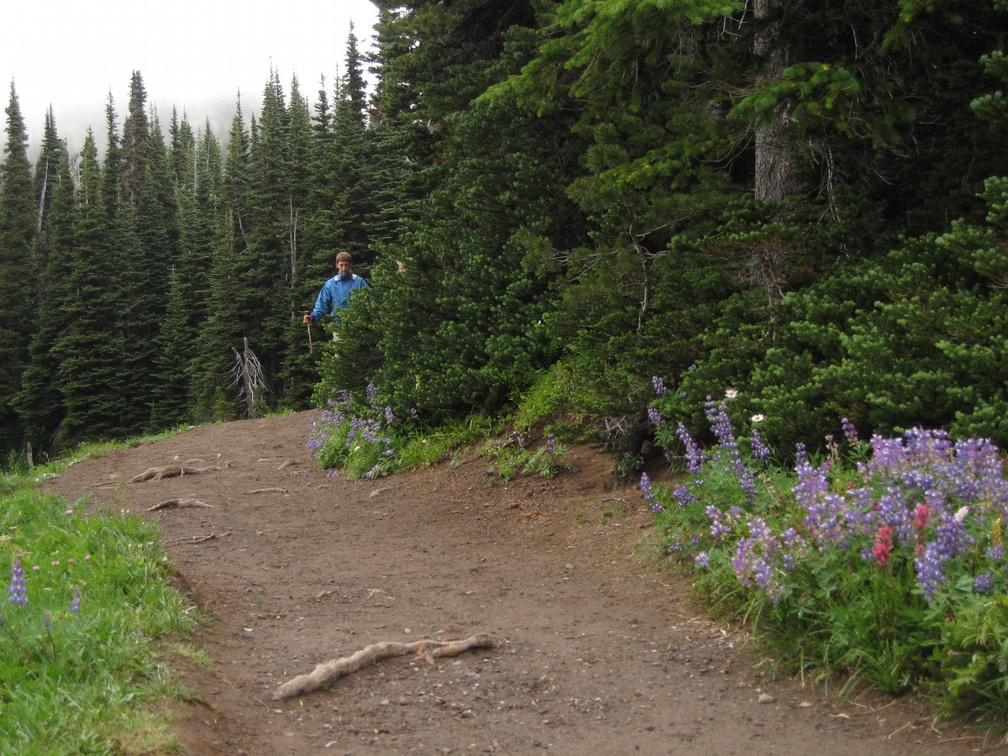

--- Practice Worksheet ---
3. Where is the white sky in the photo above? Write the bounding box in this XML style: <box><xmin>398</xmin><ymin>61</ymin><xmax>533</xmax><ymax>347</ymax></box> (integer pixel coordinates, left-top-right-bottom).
<box><xmin>2</xmin><ymin>0</ymin><xmax>380</xmax><ymax>156</ymax></box>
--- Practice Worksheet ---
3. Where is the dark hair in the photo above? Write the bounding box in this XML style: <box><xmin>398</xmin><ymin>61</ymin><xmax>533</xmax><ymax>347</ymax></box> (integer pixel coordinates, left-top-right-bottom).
<box><xmin>335</xmin><ymin>251</ymin><xmax>352</xmax><ymax>264</ymax></box>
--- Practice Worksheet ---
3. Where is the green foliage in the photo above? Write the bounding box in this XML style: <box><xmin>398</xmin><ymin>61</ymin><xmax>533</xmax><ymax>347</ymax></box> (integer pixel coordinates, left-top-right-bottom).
<box><xmin>481</xmin><ymin>432</ymin><xmax>572</xmax><ymax>483</ymax></box>
<box><xmin>933</xmin><ymin>588</ymin><xmax>1008</xmax><ymax>720</ymax></box>
<box><xmin>0</xmin><ymin>487</ymin><xmax>196</xmax><ymax>754</ymax></box>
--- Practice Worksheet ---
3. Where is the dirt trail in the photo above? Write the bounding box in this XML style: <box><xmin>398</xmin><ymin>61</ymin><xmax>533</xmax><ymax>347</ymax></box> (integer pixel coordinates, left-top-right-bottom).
<box><xmin>43</xmin><ymin>412</ymin><xmax>981</xmax><ymax>754</ymax></box>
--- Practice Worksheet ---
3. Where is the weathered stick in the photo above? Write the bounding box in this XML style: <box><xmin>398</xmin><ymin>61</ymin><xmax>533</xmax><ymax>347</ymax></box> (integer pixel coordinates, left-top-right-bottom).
<box><xmin>147</xmin><ymin>498</ymin><xmax>212</xmax><ymax>512</ymax></box>
<box><xmin>164</xmin><ymin>530</ymin><xmax>231</xmax><ymax>545</ymax></box>
<box><xmin>271</xmin><ymin>633</ymin><xmax>497</xmax><ymax>701</ymax></box>
<box><xmin>130</xmin><ymin>464</ymin><xmax>221</xmax><ymax>483</ymax></box>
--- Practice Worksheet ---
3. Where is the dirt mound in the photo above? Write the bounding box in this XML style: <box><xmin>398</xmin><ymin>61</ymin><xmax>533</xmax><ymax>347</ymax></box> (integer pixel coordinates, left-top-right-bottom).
<box><xmin>43</xmin><ymin>412</ymin><xmax>979</xmax><ymax>754</ymax></box>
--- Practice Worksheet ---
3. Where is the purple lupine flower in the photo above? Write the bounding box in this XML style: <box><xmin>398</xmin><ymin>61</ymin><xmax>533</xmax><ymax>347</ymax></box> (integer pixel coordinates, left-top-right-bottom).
<box><xmin>546</xmin><ymin>435</ymin><xmax>557</xmax><ymax>454</ymax></box>
<box><xmin>749</xmin><ymin>427</ymin><xmax>771</xmax><ymax>462</ymax></box>
<box><xmin>973</xmin><ymin>571</ymin><xmax>994</xmax><ymax>593</ymax></box>
<box><xmin>366</xmin><ymin>382</ymin><xmax>377</xmax><ymax>401</ymax></box>
<box><xmin>914</xmin><ymin>511</ymin><xmax>976</xmax><ymax>600</ymax></box>
<box><xmin>694</xmin><ymin>552</ymin><xmax>710</xmax><ymax>569</ymax></box>
<box><xmin>384</xmin><ymin>406</ymin><xmax>395</xmax><ymax>426</ymax></box>
<box><xmin>647</xmin><ymin>406</ymin><xmax>663</xmax><ymax>427</ymax></box>
<box><xmin>410</xmin><ymin>408</ymin><xmax>419</xmax><ymax>420</ymax></box>
<box><xmin>986</xmin><ymin>544</ymin><xmax>1004</xmax><ymax>563</ymax></box>
<box><xmin>704</xmin><ymin>397</ymin><xmax>756</xmax><ymax>503</ymax></box>
<box><xmin>43</xmin><ymin>611</ymin><xmax>51</xmax><ymax>629</ymax></box>
<box><xmin>652</xmin><ymin>376</ymin><xmax>667</xmax><ymax>396</ymax></box>
<box><xmin>841</xmin><ymin>417</ymin><xmax>859</xmax><ymax>446</ymax></box>
<box><xmin>69</xmin><ymin>588</ymin><xmax>82</xmax><ymax>614</ymax></box>
<box><xmin>706</xmin><ymin>505</ymin><xmax>731</xmax><ymax>539</ymax></box>
<box><xmin>6</xmin><ymin>561</ymin><xmax>28</xmax><ymax>606</ymax></box>
<box><xmin>794</xmin><ymin>442</ymin><xmax>808</xmax><ymax>466</ymax></box>
<box><xmin>675</xmin><ymin>422</ymin><xmax>707</xmax><ymax>474</ymax></box>
<box><xmin>639</xmin><ymin>473</ymin><xmax>663</xmax><ymax>512</ymax></box>
<box><xmin>672</xmin><ymin>484</ymin><xmax>698</xmax><ymax>507</ymax></box>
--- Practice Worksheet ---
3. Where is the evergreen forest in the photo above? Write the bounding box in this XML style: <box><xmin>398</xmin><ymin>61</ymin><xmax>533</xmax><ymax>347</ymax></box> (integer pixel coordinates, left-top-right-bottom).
<box><xmin>2</xmin><ymin>0</ymin><xmax>1008</xmax><ymax>468</ymax></box>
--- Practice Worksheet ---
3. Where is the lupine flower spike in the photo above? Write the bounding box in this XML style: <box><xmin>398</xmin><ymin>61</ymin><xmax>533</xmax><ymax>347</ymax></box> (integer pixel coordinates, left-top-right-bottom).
<box><xmin>7</xmin><ymin>561</ymin><xmax>29</xmax><ymax>606</ymax></box>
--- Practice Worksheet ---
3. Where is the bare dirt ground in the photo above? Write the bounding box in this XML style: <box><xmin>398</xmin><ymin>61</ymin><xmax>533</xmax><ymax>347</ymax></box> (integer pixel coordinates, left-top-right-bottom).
<box><xmin>43</xmin><ymin>412</ymin><xmax>987</xmax><ymax>754</ymax></box>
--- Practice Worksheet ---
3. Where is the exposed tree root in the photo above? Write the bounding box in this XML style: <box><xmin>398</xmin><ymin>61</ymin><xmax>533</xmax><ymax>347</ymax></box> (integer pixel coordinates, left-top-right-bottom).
<box><xmin>147</xmin><ymin>499</ymin><xmax>212</xmax><ymax>512</ymax></box>
<box><xmin>130</xmin><ymin>463</ymin><xmax>224</xmax><ymax>483</ymax></box>
<box><xmin>271</xmin><ymin>633</ymin><xmax>497</xmax><ymax>701</ymax></box>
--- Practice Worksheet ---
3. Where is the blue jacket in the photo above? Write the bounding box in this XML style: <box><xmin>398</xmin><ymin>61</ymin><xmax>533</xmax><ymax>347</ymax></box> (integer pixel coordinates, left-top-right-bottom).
<box><xmin>309</xmin><ymin>272</ymin><xmax>370</xmax><ymax>323</ymax></box>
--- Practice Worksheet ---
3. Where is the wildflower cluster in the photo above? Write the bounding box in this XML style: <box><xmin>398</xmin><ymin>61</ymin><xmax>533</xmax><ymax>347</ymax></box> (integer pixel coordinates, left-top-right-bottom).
<box><xmin>309</xmin><ymin>384</ymin><xmax>399</xmax><ymax>479</ymax></box>
<box><xmin>642</xmin><ymin>394</ymin><xmax>1008</xmax><ymax>719</ymax></box>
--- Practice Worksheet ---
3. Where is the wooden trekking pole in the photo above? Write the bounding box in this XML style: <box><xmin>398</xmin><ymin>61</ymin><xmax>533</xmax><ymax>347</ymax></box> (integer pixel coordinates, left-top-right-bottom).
<box><xmin>305</xmin><ymin>313</ymin><xmax>314</xmax><ymax>354</ymax></box>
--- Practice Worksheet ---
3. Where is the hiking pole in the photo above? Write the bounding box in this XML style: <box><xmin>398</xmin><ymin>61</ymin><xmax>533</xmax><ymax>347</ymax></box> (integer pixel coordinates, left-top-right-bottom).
<box><xmin>305</xmin><ymin>313</ymin><xmax>314</xmax><ymax>354</ymax></box>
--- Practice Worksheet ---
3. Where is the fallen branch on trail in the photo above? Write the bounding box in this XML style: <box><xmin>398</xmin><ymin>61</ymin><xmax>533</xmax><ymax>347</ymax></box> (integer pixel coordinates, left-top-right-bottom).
<box><xmin>271</xmin><ymin>633</ymin><xmax>497</xmax><ymax>701</ymax></box>
<box><xmin>130</xmin><ymin>463</ymin><xmax>224</xmax><ymax>483</ymax></box>
<box><xmin>147</xmin><ymin>498</ymin><xmax>212</xmax><ymax>512</ymax></box>
<box><xmin>164</xmin><ymin>530</ymin><xmax>231</xmax><ymax>545</ymax></box>
<box><xmin>245</xmin><ymin>487</ymin><xmax>287</xmax><ymax>494</ymax></box>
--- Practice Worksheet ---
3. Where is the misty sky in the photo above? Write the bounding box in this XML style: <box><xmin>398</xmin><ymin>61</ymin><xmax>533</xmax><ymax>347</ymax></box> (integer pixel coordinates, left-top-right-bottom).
<box><xmin>2</xmin><ymin>0</ymin><xmax>379</xmax><ymax>155</ymax></box>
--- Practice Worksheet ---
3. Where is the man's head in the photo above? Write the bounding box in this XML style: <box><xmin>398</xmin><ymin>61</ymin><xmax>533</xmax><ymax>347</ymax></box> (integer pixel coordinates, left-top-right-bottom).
<box><xmin>334</xmin><ymin>251</ymin><xmax>353</xmax><ymax>277</ymax></box>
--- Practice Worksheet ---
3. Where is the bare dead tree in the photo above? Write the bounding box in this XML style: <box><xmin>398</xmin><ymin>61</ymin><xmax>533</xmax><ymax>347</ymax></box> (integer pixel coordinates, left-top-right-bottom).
<box><xmin>231</xmin><ymin>337</ymin><xmax>267</xmax><ymax>418</ymax></box>
<box><xmin>289</xmin><ymin>197</ymin><xmax>299</xmax><ymax>282</ymax></box>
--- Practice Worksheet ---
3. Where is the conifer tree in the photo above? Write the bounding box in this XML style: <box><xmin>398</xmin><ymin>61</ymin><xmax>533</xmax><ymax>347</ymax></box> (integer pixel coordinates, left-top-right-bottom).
<box><xmin>17</xmin><ymin>147</ymin><xmax>76</xmax><ymax>453</ymax></box>
<box><xmin>153</xmin><ymin>121</ymin><xmax>221</xmax><ymax>429</ymax></box>
<box><xmin>0</xmin><ymin>82</ymin><xmax>37</xmax><ymax>455</ymax></box>
<box><xmin>279</xmin><ymin>75</ymin><xmax>317</xmax><ymax>407</ymax></box>
<box><xmin>122</xmin><ymin>71</ymin><xmax>150</xmax><ymax>208</ymax></box>
<box><xmin>148</xmin><ymin>265</ymin><xmax>195</xmax><ymax>429</ymax></box>
<box><xmin>120</xmin><ymin>115</ymin><xmax>174</xmax><ymax>432</ymax></box>
<box><xmin>51</xmin><ymin>127</ymin><xmax>128</xmax><ymax>444</ymax></box>
<box><xmin>238</xmin><ymin>70</ymin><xmax>292</xmax><ymax>407</ymax></box>
<box><xmin>192</xmin><ymin>101</ymin><xmax>252</xmax><ymax>420</ymax></box>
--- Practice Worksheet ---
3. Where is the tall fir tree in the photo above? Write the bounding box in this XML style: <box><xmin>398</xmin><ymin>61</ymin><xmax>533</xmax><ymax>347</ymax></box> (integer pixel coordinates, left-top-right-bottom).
<box><xmin>17</xmin><ymin>147</ymin><xmax>76</xmax><ymax>454</ymax></box>
<box><xmin>240</xmin><ymin>69</ymin><xmax>294</xmax><ymax>409</ymax></box>
<box><xmin>151</xmin><ymin>120</ymin><xmax>222</xmax><ymax>429</ymax></box>
<box><xmin>0</xmin><ymin>82</ymin><xmax>38</xmax><ymax>455</ymax></box>
<box><xmin>192</xmin><ymin>100</ymin><xmax>252</xmax><ymax>421</ymax></box>
<box><xmin>122</xmin><ymin>70</ymin><xmax>150</xmax><ymax>208</ymax></box>
<box><xmin>51</xmin><ymin>127</ymin><xmax>128</xmax><ymax>445</ymax></box>
<box><xmin>120</xmin><ymin>113</ymin><xmax>175</xmax><ymax>433</ymax></box>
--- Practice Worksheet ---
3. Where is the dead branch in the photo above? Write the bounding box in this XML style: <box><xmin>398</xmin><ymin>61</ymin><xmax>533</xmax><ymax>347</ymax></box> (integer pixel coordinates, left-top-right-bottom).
<box><xmin>246</xmin><ymin>487</ymin><xmax>287</xmax><ymax>494</ymax></box>
<box><xmin>164</xmin><ymin>531</ymin><xmax>231</xmax><ymax>545</ymax></box>
<box><xmin>147</xmin><ymin>498</ymin><xmax>212</xmax><ymax>512</ymax></box>
<box><xmin>271</xmin><ymin>633</ymin><xmax>497</xmax><ymax>701</ymax></box>
<box><xmin>130</xmin><ymin>464</ymin><xmax>222</xmax><ymax>483</ymax></box>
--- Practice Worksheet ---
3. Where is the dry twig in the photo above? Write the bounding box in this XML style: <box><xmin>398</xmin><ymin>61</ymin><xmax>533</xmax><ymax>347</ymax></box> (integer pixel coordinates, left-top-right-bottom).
<box><xmin>271</xmin><ymin>633</ymin><xmax>497</xmax><ymax>701</ymax></box>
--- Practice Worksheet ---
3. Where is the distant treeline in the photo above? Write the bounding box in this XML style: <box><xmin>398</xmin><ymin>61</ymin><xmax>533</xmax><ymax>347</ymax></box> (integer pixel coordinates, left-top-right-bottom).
<box><xmin>1</xmin><ymin>1</ymin><xmax>1007</xmax><ymax>464</ymax></box>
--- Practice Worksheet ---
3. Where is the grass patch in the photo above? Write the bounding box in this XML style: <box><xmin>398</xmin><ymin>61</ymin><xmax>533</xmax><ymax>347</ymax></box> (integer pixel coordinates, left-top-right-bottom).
<box><xmin>1</xmin><ymin>443</ymin><xmax>200</xmax><ymax>754</ymax></box>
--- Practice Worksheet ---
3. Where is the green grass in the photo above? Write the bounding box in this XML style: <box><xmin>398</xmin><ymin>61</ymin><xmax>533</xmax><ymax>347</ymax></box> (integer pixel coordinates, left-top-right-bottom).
<box><xmin>1</xmin><ymin>463</ymin><xmax>199</xmax><ymax>754</ymax></box>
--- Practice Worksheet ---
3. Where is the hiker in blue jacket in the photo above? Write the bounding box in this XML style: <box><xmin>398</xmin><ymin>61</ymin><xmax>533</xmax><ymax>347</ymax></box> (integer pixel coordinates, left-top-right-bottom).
<box><xmin>303</xmin><ymin>251</ymin><xmax>370</xmax><ymax>334</ymax></box>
